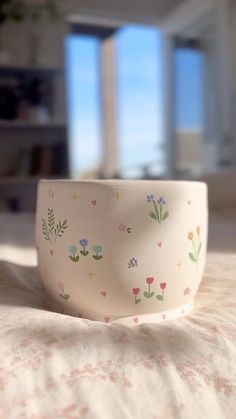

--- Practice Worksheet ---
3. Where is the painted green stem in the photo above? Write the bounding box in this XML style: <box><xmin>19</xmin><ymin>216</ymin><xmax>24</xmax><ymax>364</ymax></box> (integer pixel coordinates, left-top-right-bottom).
<box><xmin>152</xmin><ymin>200</ymin><xmax>160</xmax><ymax>223</ymax></box>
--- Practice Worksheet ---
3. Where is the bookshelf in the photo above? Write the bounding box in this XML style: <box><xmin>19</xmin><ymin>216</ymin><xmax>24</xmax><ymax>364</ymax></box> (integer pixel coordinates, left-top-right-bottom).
<box><xmin>0</xmin><ymin>64</ymin><xmax>68</xmax><ymax>212</ymax></box>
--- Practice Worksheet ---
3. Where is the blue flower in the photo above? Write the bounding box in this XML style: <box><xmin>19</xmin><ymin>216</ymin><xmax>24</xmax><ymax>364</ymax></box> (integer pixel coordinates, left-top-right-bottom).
<box><xmin>69</xmin><ymin>245</ymin><xmax>78</xmax><ymax>255</ymax></box>
<box><xmin>158</xmin><ymin>197</ymin><xmax>166</xmax><ymax>205</ymax></box>
<box><xmin>147</xmin><ymin>194</ymin><xmax>154</xmax><ymax>203</ymax></box>
<box><xmin>79</xmin><ymin>238</ymin><xmax>88</xmax><ymax>247</ymax></box>
<box><xmin>93</xmin><ymin>245</ymin><xmax>102</xmax><ymax>254</ymax></box>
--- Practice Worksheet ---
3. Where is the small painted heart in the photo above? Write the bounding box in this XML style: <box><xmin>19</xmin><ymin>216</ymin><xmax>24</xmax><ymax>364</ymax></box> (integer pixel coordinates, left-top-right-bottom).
<box><xmin>184</xmin><ymin>287</ymin><xmax>192</xmax><ymax>296</ymax></box>
<box><xmin>101</xmin><ymin>291</ymin><xmax>106</xmax><ymax>297</ymax></box>
<box><xmin>91</xmin><ymin>200</ymin><xmax>96</xmax><ymax>206</ymax></box>
<box><xmin>157</xmin><ymin>242</ymin><xmax>162</xmax><ymax>247</ymax></box>
<box><xmin>133</xmin><ymin>317</ymin><xmax>139</xmax><ymax>324</ymax></box>
<box><xmin>104</xmin><ymin>317</ymin><xmax>110</xmax><ymax>323</ymax></box>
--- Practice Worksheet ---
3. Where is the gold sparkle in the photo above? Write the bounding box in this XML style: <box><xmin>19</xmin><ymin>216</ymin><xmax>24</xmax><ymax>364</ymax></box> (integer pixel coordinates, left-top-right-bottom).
<box><xmin>176</xmin><ymin>258</ymin><xmax>183</xmax><ymax>270</ymax></box>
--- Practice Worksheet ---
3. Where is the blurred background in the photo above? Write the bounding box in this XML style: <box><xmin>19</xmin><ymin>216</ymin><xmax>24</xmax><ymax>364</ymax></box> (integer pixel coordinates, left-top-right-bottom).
<box><xmin>0</xmin><ymin>0</ymin><xmax>235</xmax><ymax>211</ymax></box>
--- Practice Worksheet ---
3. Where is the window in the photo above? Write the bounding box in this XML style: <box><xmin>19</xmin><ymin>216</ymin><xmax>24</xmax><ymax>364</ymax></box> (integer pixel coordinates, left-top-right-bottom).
<box><xmin>117</xmin><ymin>26</ymin><xmax>165</xmax><ymax>178</ymax></box>
<box><xmin>66</xmin><ymin>25</ymin><xmax>165</xmax><ymax>179</ymax></box>
<box><xmin>66</xmin><ymin>35</ymin><xmax>102</xmax><ymax>178</ymax></box>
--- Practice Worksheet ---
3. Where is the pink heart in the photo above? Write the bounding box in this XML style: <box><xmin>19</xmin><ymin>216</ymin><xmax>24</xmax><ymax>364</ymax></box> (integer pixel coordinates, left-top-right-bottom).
<box><xmin>157</xmin><ymin>242</ymin><xmax>162</xmax><ymax>247</ymax></box>
<box><xmin>91</xmin><ymin>200</ymin><xmax>96</xmax><ymax>206</ymax></box>
<box><xmin>101</xmin><ymin>291</ymin><xmax>106</xmax><ymax>297</ymax></box>
<box><xmin>184</xmin><ymin>287</ymin><xmax>191</xmax><ymax>296</ymax></box>
<box><xmin>133</xmin><ymin>317</ymin><xmax>139</xmax><ymax>324</ymax></box>
<box><xmin>104</xmin><ymin>317</ymin><xmax>110</xmax><ymax>323</ymax></box>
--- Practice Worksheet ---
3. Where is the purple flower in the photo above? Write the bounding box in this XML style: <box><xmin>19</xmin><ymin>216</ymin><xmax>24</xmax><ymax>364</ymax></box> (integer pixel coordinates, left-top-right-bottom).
<box><xmin>79</xmin><ymin>238</ymin><xmax>88</xmax><ymax>247</ymax></box>
<box><xmin>158</xmin><ymin>197</ymin><xmax>166</xmax><ymax>205</ymax></box>
<box><xmin>147</xmin><ymin>194</ymin><xmax>154</xmax><ymax>203</ymax></box>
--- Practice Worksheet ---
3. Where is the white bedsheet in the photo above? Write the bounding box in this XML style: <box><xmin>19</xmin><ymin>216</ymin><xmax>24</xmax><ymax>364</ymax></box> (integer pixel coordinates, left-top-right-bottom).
<box><xmin>0</xmin><ymin>213</ymin><xmax>235</xmax><ymax>419</ymax></box>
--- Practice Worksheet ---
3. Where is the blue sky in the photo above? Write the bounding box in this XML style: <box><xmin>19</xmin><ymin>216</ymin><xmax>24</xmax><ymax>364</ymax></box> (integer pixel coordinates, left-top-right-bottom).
<box><xmin>66</xmin><ymin>25</ymin><xmax>203</xmax><ymax>177</ymax></box>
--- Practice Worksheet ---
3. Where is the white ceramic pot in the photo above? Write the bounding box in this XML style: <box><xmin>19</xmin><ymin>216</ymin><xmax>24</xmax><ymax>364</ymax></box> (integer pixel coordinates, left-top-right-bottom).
<box><xmin>36</xmin><ymin>180</ymin><xmax>208</xmax><ymax>325</ymax></box>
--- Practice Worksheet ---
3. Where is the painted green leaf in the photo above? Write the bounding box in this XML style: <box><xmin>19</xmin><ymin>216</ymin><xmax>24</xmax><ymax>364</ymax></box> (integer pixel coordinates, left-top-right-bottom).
<box><xmin>69</xmin><ymin>255</ymin><xmax>79</xmax><ymax>262</ymax></box>
<box><xmin>162</xmin><ymin>211</ymin><xmax>169</xmax><ymax>221</ymax></box>
<box><xmin>144</xmin><ymin>291</ymin><xmax>155</xmax><ymax>298</ymax></box>
<box><xmin>59</xmin><ymin>293</ymin><xmax>65</xmax><ymax>300</ymax></box>
<box><xmin>189</xmin><ymin>252</ymin><xmax>196</xmax><ymax>262</ymax></box>
<box><xmin>65</xmin><ymin>294</ymin><xmax>70</xmax><ymax>300</ymax></box>
<box><xmin>156</xmin><ymin>294</ymin><xmax>163</xmax><ymax>301</ymax></box>
<box><xmin>135</xmin><ymin>298</ymin><xmax>141</xmax><ymax>305</ymax></box>
<box><xmin>197</xmin><ymin>241</ymin><xmax>202</xmax><ymax>256</ymax></box>
<box><xmin>149</xmin><ymin>211</ymin><xmax>157</xmax><ymax>220</ymax></box>
<box><xmin>80</xmin><ymin>250</ymin><xmax>89</xmax><ymax>256</ymax></box>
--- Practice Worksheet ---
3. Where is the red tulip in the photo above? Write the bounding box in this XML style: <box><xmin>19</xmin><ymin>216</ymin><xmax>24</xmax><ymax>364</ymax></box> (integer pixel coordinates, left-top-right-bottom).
<box><xmin>133</xmin><ymin>288</ymin><xmax>140</xmax><ymax>295</ymax></box>
<box><xmin>146</xmin><ymin>277</ymin><xmax>154</xmax><ymax>285</ymax></box>
<box><xmin>160</xmin><ymin>282</ymin><xmax>167</xmax><ymax>290</ymax></box>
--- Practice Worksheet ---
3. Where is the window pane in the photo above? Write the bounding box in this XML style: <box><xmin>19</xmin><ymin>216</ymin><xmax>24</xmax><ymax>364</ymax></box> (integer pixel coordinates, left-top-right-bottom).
<box><xmin>175</xmin><ymin>48</ymin><xmax>204</xmax><ymax>129</ymax></box>
<box><xmin>175</xmin><ymin>48</ymin><xmax>204</xmax><ymax>177</ymax></box>
<box><xmin>66</xmin><ymin>35</ymin><xmax>102</xmax><ymax>178</ymax></box>
<box><xmin>117</xmin><ymin>26</ymin><xmax>164</xmax><ymax>177</ymax></box>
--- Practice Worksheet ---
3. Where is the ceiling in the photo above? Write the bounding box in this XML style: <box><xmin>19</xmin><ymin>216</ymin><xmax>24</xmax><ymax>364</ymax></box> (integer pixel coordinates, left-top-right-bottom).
<box><xmin>65</xmin><ymin>0</ymin><xmax>186</xmax><ymax>25</ymax></box>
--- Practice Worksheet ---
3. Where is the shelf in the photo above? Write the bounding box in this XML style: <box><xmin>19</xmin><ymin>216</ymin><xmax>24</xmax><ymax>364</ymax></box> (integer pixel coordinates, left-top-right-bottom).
<box><xmin>0</xmin><ymin>121</ymin><xmax>66</xmax><ymax>129</ymax></box>
<box><xmin>0</xmin><ymin>65</ymin><xmax>62</xmax><ymax>78</ymax></box>
<box><xmin>0</xmin><ymin>176</ymin><xmax>66</xmax><ymax>185</ymax></box>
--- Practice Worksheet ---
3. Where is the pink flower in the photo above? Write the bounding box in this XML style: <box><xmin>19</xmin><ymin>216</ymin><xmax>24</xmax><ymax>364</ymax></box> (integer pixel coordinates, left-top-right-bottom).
<box><xmin>118</xmin><ymin>223</ymin><xmax>126</xmax><ymax>232</ymax></box>
<box><xmin>184</xmin><ymin>287</ymin><xmax>192</xmax><ymax>295</ymax></box>
<box><xmin>58</xmin><ymin>281</ymin><xmax>64</xmax><ymax>292</ymax></box>
<box><xmin>146</xmin><ymin>277</ymin><xmax>154</xmax><ymax>285</ymax></box>
<box><xmin>160</xmin><ymin>282</ymin><xmax>167</xmax><ymax>290</ymax></box>
<box><xmin>133</xmin><ymin>288</ymin><xmax>140</xmax><ymax>295</ymax></box>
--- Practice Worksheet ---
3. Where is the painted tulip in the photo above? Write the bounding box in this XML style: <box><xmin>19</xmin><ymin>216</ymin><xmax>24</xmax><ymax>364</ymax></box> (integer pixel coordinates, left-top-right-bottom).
<box><xmin>146</xmin><ymin>277</ymin><xmax>154</xmax><ymax>285</ymax></box>
<box><xmin>133</xmin><ymin>288</ymin><xmax>140</xmax><ymax>295</ymax></box>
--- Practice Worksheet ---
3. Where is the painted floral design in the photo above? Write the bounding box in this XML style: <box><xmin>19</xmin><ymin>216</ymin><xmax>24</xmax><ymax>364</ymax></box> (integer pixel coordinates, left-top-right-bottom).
<box><xmin>79</xmin><ymin>239</ymin><xmax>89</xmax><ymax>256</ymax></box>
<box><xmin>57</xmin><ymin>281</ymin><xmax>70</xmax><ymax>301</ymax></box>
<box><xmin>128</xmin><ymin>257</ymin><xmax>138</xmax><ymax>268</ymax></box>
<box><xmin>147</xmin><ymin>194</ymin><xmax>169</xmax><ymax>224</ymax></box>
<box><xmin>68</xmin><ymin>240</ymin><xmax>103</xmax><ymax>262</ymax></box>
<box><xmin>156</xmin><ymin>282</ymin><xmax>167</xmax><ymax>301</ymax></box>
<box><xmin>133</xmin><ymin>288</ymin><xmax>141</xmax><ymax>304</ymax></box>
<box><xmin>93</xmin><ymin>245</ymin><xmax>103</xmax><ymax>260</ymax></box>
<box><xmin>132</xmin><ymin>278</ymin><xmax>168</xmax><ymax>304</ymax></box>
<box><xmin>69</xmin><ymin>245</ymin><xmax>79</xmax><ymax>262</ymax></box>
<box><xmin>144</xmin><ymin>277</ymin><xmax>155</xmax><ymax>299</ymax></box>
<box><xmin>188</xmin><ymin>226</ymin><xmax>202</xmax><ymax>267</ymax></box>
<box><xmin>42</xmin><ymin>208</ymin><xmax>68</xmax><ymax>244</ymax></box>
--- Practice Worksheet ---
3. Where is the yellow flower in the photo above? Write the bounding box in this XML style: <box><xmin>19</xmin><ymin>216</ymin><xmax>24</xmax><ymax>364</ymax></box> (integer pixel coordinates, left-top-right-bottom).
<box><xmin>188</xmin><ymin>232</ymin><xmax>193</xmax><ymax>240</ymax></box>
<box><xmin>196</xmin><ymin>226</ymin><xmax>200</xmax><ymax>235</ymax></box>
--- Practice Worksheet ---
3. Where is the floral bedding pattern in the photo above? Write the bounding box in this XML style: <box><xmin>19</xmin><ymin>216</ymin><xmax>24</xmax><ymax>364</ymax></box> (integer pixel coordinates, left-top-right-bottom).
<box><xmin>0</xmin><ymin>213</ymin><xmax>236</xmax><ymax>419</ymax></box>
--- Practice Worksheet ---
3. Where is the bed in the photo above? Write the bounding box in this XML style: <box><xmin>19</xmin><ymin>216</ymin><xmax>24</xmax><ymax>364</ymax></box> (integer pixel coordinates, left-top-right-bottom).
<box><xmin>0</xmin><ymin>210</ymin><xmax>236</xmax><ymax>419</ymax></box>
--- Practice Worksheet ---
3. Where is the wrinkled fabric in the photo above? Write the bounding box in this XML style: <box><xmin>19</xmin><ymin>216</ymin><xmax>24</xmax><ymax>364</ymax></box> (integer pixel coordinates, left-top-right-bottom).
<box><xmin>0</xmin><ymin>213</ymin><xmax>235</xmax><ymax>419</ymax></box>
